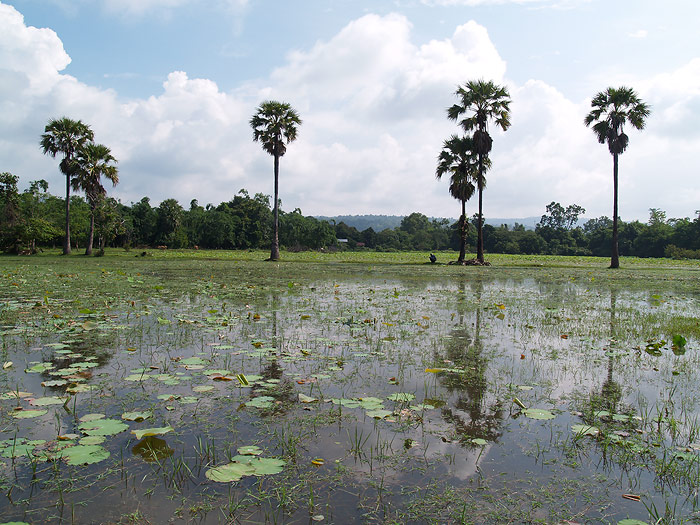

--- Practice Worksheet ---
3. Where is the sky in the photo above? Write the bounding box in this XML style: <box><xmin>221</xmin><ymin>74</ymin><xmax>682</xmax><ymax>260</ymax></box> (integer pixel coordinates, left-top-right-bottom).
<box><xmin>1</xmin><ymin>0</ymin><xmax>699</xmax><ymax>222</ymax></box>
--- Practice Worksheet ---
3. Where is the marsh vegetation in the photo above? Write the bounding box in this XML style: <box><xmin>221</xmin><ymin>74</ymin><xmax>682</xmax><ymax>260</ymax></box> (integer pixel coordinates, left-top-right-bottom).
<box><xmin>1</xmin><ymin>251</ymin><xmax>700</xmax><ymax>523</ymax></box>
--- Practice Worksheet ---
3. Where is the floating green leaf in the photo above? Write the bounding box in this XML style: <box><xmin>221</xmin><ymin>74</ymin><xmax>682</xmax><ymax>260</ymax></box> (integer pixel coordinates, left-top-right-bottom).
<box><xmin>61</xmin><ymin>444</ymin><xmax>110</xmax><ymax>465</ymax></box>
<box><xmin>12</xmin><ymin>409</ymin><xmax>48</xmax><ymax>419</ymax></box>
<box><xmin>131</xmin><ymin>426</ymin><xmax>174</xmax><ymax>440</ymax></box>
<box><xmin>572</xmin><ymin>424</ymin><xmax>600</xmax><ymax>436</ymax></box>
<box><xmin>121</xmin><ymin>411</ymin><xmax>152</xmax><ymax>422</ymax></box>
<box><xmin>523</xmin><ymin>408</ymin><xmax>555</xmax><ymax>420</ymax></box>
<box><xmin>79</xmin><ymin>418</ymin><xmax>129</xmax><ymax>436</ymax></box>
<box><xmin>30</xmin><ymin>396</ymin><xmax>67</xmax><ymax>406</ymax></box>
<box><xmin>245</xmin><ymin>396</ymin><xmax>275</xmax><ymax>409</ymax></box>
<box><xmin>205</xmin><ymin>461</ymin><xmax>256</xmax><ymax>482</ymax></box>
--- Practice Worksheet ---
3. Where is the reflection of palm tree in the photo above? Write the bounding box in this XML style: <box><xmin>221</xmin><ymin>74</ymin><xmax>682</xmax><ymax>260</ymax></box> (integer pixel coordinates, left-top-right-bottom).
<box><xmin>599</xmin><ymin>288</ymin><xmax>622</xmax><ymax>410</ymax></box>
<box><xmin>258</xmin><ymin>293</ymin><xmax>296</xmax><ymax>414</ymax></box>
<box><xmin>437</xmin><ymin>279</ymin><xmax>503</xmax><ymax>442</ymax></box>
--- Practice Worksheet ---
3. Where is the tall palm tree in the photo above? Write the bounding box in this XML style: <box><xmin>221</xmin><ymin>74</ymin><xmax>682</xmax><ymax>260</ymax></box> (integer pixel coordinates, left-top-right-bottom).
<box><xmin>71</xmin><ymin>143</ymin><xmax>119</xmax><ymax>255</ymax></box>
<box><xmin>436</xmin><ymin>135</ymin><xmax>479</xmax><ymax>263</ymax></box>
<box><xmin>250</xmin><ymin>101</ymin><xmax>302</xmax><ymax>261</ymax></box>
<box><xmin>584</xmin><ymin>86</ymin><xmax>650</xmax><ymax>268</ymax></box>
<box><xmin>448</xmin><ymin>80</ymin><xmax>511</xmax><ymax>264</ymax></box>
<box><xmin>40</xmin><ymin>117</ymin><xmax>94</xmax><ymax>255</ymax></box>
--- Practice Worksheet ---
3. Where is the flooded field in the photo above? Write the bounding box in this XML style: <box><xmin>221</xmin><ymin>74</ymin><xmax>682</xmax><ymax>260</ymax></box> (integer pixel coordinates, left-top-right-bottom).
<box><xmin>1</xmin><ymin>255</ymin><xmax>700</xmax><ymax>524</ymax></box>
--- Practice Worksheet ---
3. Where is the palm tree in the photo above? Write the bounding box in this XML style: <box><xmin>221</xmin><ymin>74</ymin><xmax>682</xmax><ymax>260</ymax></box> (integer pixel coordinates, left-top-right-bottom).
<box><xmin>448</xmin><ymin>80</ymin><xmax>511</xmax><ymax>264</ymax></box>
<box><xmin>436</xmin><ymin>135</ymin><xmax>478</xmax><ymax>263</ymax></box>
<box><xmin>250</xmin><ymin>101</ymin><xmax>302</xmax><ymax>261</ymax></box>
<box><xmin>71</xmin><ymin>143</ymin><xmax>119</xmax><ymax>255</ymax></box>
<box><xmin>584</xmin><ymin>87</ymin><xmax>650</xmax><ymax>268</ymax></box>
<box><xmin>40</xmin><ymin>117</ymin><xmax>94</xmax><ymax>255</ymax></box>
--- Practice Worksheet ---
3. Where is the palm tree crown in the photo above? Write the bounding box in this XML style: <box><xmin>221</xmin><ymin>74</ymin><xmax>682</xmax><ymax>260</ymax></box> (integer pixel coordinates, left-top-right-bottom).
<box><xmin>250</xmin><ymin>101</ymin><xmax>302</xmax><ymax>261</ymax></box>
<box><xmin>40</xmin><ymin>117</ymin><xmax>94</xmax><ymax>255</ymax></box>
<box><xmin>447</xmin><ymin>80</ymin><xmax>511</xmax><ymax>158</ymax></box>
<box><xmin>584</xmin><ymin>86</ymin><xmax>650</xmax><ymax>155</ymax></box>
<box><xmin>71</xmin><ymin>143</ymin><xmax>119</xmax><ymax>203</ymax></box>
<box><xmin>250</xmin><ymin>101</ymin><xmax>302</xmax><ymax>158</ymax></box>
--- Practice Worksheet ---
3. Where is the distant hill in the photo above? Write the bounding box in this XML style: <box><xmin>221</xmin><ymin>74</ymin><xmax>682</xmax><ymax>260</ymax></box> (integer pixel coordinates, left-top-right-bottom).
<box><xmin>316</xmin><ymin>214</ymin><xmax>541</xmax><ymax>231</ymax></box>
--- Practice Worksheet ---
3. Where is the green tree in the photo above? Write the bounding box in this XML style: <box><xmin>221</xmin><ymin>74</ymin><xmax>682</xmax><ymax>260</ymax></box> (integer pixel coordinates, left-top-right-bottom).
<box><xmin>584</xmin><ymin>87</ymin><xmax>650</xmax><ymax>268</ymax></box>
<box><xmin>71</xmin><ymin>143</ymin><xmax>119</xmax><ymax>255</ymax></box>
<box><xmin>155</xmin><ymin>198</ymin><xmax>185</xmax><ymax>247</ymax></box>
<box><xmin>130</xmin><ymin>197</ymin><xmax>157</xmax><ymax>246</ymax></box>
<box><xmin>250</xmin><ymin>101</ymin><xmax>302</xmax><ymax>260</ymax></box>
<box><xmin>436</xmin><ymin>135</ymin><xmax>478</xmax><ymax>262</ymax></box>
<box><xmin>40</xmin><ymin>117</ymin><xmax>94</xmax><ymax>254</ymax></box>
<box><xmin>448</xmin><ymin>80</ymin><xmax>511</xmax><ymax>263</ymax></box>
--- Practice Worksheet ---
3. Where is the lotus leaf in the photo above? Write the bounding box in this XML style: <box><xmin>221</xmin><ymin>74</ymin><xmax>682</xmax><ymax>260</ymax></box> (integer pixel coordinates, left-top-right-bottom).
<box><xmin>121</xmin><ymin>411</ymin><xmax>152</xmax><ymax>422</ymax></box>
<box><xmin>205</xmin><ymin>461</ymin><xmax>256</xmax><ymax>482</ymax></box>
<box><xmin>12</xmin><ymin>409</ymin><xmax>48</xmax><ymax>419</ymax></box>
<box><xmin>366</xmin><ymin>409</ymin><xmax>392</xmax><ymax>419</ymax></box>
<box><xmin>79</xmin><ymin>418</ymin><xmax>129</xmax><ymax>436</ymax></box>
<box><xmin>523</xmin><ymin>408</ymin><xmax>556</xmax><ymax>420</ymax></box>
<box><xmin>245</xmin><ymin>396</ymin><xmax>275</xmax><ymax>408</ymax></box>
<box><xmin>131</xmin><ymin>426</ymin><xmax>174</xmax><ymax>440</ymax></box>
<box><xmin>61</xmin><ymin>444</ymin><xmax>110</xmax><ymax>465</ymax></box>
<box><xmin>30</xmin><ymin>396</ymin><xmax>67</xmax><ymax>406</ymax></box>
<box><xmin>572</xmin><ymin>424</ymin><xmax>600</xmax><ymax>436</ymax></box>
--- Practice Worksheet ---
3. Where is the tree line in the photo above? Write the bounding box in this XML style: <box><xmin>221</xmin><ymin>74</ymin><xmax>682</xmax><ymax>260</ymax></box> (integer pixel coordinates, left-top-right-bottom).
<box><xmin>0</xmin><ymin>178</ymin><xmax>336</xmax><ymax>253</ymax></box>
<box><xmin>2</xmin><ymin>173</ymin><xmax>699</xmax><ymax>259</ymax></box>
<box><xmin>331</xmin><ymin>205</ymin><xmax>700</xmax><ymax>259</ymax></box>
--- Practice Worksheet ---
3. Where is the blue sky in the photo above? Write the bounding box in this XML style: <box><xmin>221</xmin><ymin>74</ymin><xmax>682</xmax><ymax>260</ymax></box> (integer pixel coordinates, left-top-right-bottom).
<box><xmin>2</xmin><ymin>0</ymin><xmax>699</xmax><ymax>220</ymax></box>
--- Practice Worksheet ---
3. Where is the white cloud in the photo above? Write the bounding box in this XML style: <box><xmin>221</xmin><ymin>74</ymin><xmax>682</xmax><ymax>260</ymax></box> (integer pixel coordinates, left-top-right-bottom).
<box><xmin>628</xmin><ymin>29</ymin><xmax>648</xmax><ymax>39</ymax></box>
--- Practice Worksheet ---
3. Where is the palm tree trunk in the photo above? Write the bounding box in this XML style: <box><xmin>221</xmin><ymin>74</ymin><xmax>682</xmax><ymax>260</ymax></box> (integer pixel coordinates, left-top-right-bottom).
<box><xmin>458</xmin><ymin>198</ymin><xmax>466</xmax><ymax>262</ymax></box>
<box><xmin>270</xmin><ymin>153</ymin><xmax>281</xmax><ymax>261</ymax></box>
<box><xmin>610</xmin><ymin>153</ymin><xmax>619</xmax><ymax>269</ymax></box>
<box><xmin>476</xmin><ymin>153</ymin><xmax>484</xmax><ymax>263</ymax></box>
<box><xmin>85</xmin><ymin>207</ymin><xmax>95</xmax><ymax>256</ymax></box>
<box><xmin>64</xmin><ymin>173</ymin><xmax>71</xmax><ymax>255</ymax></box>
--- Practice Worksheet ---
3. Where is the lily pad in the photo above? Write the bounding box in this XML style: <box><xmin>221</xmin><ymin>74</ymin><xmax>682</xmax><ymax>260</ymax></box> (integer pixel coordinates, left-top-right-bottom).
<box><xmin>131</xmin><ymin>426</ymin><xmax>174</xmax><ymax>440</ymax></box>
<box><xmin>121</xmin><ymin>411</ymin><xmax>153</xmax><ymax>422</ymax></box>
<box><xmin>12</xmin><ymin>409</ymin><xmax>48</xmax><ymax>419</ymax></box>
<box><xmin>245</xmin><ymin>396</ymin><xmax>275</xmax><ymax>409</ymax></box>
<box><xmin>205</xmin><ymin>461</ymin><xmax>256</xmax><ymax>482</ymax></box>
<box><xmin>572</xmin><ymin>424</ymin><xmax>600</xmax><ymax>436</ymax></box>
<box><xmin>61</xmin><ymin>444</ymin><xmax>110</xmax><ymax>465</ymax></box>
<box><xmin>523</xmin><ymin>408</ymin><xmax>556</xmax><ymax>420</ymax></box>
<box><xmin>30</xmin><ymin>396</ymin><xmax>67</xmax><ymax>406</ymax></box>
<box><xmin>79</xmin><ymin>418</ymin><xmax>129</xmax><ymax>436</ymax></box>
